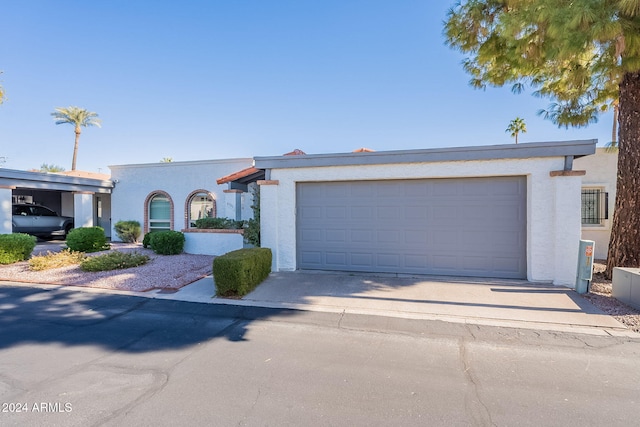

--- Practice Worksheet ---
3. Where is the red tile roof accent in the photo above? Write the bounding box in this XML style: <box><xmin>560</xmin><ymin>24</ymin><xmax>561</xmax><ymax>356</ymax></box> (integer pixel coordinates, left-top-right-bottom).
<box><xmin>216</xmin><ymin>166</ymin><xmax>260</xmax><ymax>185</ymax></box>
<box><xmin>217</xmin><ymin>149</ymin><xmax>306</xmax><ymax>185</ymax></box>
<box><xmin>352</xmin><ymin>147</ymin><xmax>375</xmax><ymax>153</ymax></box>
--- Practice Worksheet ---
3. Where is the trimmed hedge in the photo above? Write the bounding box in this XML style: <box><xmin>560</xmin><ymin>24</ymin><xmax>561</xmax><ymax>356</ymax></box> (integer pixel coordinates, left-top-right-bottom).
<box><xmin>0</xmin><ymin>234</ymin><xmax>37</xmax><ymax>264</ymax></box>
<box><xmin>149</xmin><ymin>230</ymin><xmax>185</xmax><ymax>255</ymax></box>
<box><xmin>114</xmin><ymin>220</ymin><xmax>141</xmax><ymax>243</ymax></box>
<box><xmin>213</xmin><ymin>248</ymin><xmax>272</xmax><ymax>297</ymax></box>
<box><xmin>66</xmin><ymin>227</ymin><xmax>109</xmax><ymax>253</ymax></box>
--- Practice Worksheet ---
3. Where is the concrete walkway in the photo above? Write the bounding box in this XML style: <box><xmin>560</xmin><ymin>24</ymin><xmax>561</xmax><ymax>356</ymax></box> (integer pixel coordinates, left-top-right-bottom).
<box><xmin>141</xmin><ymin>270</ymin><xmax>631</xmax><ymax>336</ymax></box>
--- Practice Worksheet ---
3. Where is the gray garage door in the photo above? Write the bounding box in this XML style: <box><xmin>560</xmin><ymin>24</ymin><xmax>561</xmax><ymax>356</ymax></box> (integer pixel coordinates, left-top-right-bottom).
<box><xmin>296</xmin><ymin>177</ymin><xmax>526</xmax><ymax>279</ymax></box>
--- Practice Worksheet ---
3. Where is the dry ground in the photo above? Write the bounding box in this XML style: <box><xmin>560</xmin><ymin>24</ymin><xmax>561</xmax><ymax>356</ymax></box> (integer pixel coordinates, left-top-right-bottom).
<box><xmin>0</xmin><ymin>243</ymin><xmax>213</xmax><ymax>292</ymax></box>
<box><xmin>583</xmin><ymin>261</ymin><xmax>640</xmax><ymax>332</ymax></box>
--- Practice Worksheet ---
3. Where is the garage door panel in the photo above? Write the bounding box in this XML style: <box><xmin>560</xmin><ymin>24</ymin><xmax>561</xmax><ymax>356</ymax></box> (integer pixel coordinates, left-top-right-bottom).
<box><xmin>377</xmin><ymin>229</ymin><xmax>400</xmax><ymax>244</ymax></box>
<box><xmin>297</xmin><ymin>177</ymin><xmax>526</xmax><ymax>279</ymax></box>
<box><xmin>300</xmin><ymin>228</ymin><xmax>323</xmax><ymax>242</ymax></box>
<box><xmin>377</xmin><ymin>253</ymin><xmax>401</xmax><ymax>268</ymax></box>
<box><xmin>325</xmin><ymin>185</ymin><xmax>349</xmax><ymax>198</ymax></box>
<box><xmin>325</xmin><ymin>229</ymin><xmax>346</xmax><ymax>242</ymax></box>
<box><xmin>300</xmin><ymin>251</ymin><xmax>322</xmax><ymax>266</ymax></box>
<box><xmin>351</xmin><ymin>229</ymin><xmax>374</xmax><ymax>243</ymax></box>
<box><xmin>325</xmin><ymin>252</ymin><xmax>348</xmax><ymax>266</ymax></box>
<box><xmin>326</xmin><ymin>206</ymin><xmax>347</xmax><ymax>219</ymax></box>
<box><xmin>351</xmin><ymin>252</ymin><xmax>374</xmax><ymax>267</ymax></box>
<box><xmin>351</xmin><ymin>206</ymin><xmax>373</xmax><ymax>220</ymax></box>
<box><xmin>299</xmin><ymin>205</ymin><xmax>323</xmax><ymax>219</ymax></box>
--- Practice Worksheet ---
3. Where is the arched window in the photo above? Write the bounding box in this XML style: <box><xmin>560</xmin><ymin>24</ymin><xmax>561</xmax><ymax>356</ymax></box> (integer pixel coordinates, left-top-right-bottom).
<box><xmin>186</xmin><ymin>190</ymin><xmax>216</xmax><ymax>228</ymax></box>
<box><xmin>147</xmin><ymin>193</ymin><xmax>172</xmax><ymax>232</ymax></box>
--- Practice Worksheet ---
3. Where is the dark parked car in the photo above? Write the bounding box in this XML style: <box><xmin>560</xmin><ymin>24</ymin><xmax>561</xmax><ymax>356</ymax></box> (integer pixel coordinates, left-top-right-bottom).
<box><xmin>12</xmin><ymin>203</ymin><xmax>74</xmax><ymax>240</ymax></box>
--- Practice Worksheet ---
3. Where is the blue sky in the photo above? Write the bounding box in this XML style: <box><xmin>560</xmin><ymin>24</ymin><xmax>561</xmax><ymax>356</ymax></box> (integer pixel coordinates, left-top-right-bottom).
<box><xmin>0</xmin><ymin>1</ymin><xmax>613</xmax><ymax>174</ymax></box>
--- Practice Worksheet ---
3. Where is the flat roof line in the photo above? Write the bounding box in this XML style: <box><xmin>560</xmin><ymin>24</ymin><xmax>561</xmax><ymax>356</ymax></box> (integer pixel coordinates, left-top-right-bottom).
<box><xmin>254</xmin><ymin>140</ymin><xmax>597</xmax><ymax>169</ymax></box>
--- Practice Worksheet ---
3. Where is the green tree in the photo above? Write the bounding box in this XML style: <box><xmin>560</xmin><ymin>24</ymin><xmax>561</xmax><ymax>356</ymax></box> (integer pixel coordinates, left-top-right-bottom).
<box><xmin>51</xmin><ymin>106</ymin><xmax>102</xmax><ymax>171</ymax></box>
<box><xmin>160</xmin><ymin>157</ymin><xmax>173</xmax><ymax>163</ymax></box>
<box><xmin>506</xmin><ymin>117</ymin><xmax>527</xmax><ymax>144</ymax></box>
<box><xmin>39</xmin><ymin>163</ymin><xmax>66</xmax><ymax>172</ymax></box>
<box><xmin>445</xmin><ymin>0</ymin><xmax>640</xmax><ymax>277</ymax></box>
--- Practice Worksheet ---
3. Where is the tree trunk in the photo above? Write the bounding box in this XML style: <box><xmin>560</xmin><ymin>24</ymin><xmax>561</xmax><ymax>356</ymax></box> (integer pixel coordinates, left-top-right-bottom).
<box><xmin>605</xmin><ymin>72</ymin><xmax>640</xmax><ymax>278</ymax></box>
<box><xmin>72</xmin><ymin>128</ymin><xmax>81</xmax><ymax>171</ymax></box>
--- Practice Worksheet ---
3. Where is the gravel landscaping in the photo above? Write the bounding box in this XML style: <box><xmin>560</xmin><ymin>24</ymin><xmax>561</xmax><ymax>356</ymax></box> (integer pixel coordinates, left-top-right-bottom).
<box><xmin>582</xmin><ymin>261</ymin><xmax>640</xmax><ymax>333</ymax></box>
<box><xmin>0</xmin><ymin>243</ymin><xmax>213</xmax><ymax>292</ymax></box>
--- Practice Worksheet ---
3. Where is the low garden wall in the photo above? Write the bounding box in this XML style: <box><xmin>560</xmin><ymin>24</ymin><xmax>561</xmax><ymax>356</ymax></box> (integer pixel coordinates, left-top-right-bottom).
<box><xmin>182</xmin><ymin>229</ymin><xmax>244</xmax><ymax>256</ymax></box>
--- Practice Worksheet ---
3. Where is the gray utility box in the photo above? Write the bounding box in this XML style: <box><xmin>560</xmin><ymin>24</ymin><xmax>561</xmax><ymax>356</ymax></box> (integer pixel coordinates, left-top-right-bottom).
<box><xmin>575</xmin><ymin>240</ymin><xmax>595</xmax><ymax>294</ymax></box>
<box><xmin>612</xmin><ymin>267</ymin><xmax>640</xmax><ymax>311</ymax></box>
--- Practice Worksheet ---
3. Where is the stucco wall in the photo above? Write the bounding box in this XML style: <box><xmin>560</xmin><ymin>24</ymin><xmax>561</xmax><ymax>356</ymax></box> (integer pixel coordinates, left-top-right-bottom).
<box><xmin>260</xmin><ymin>156</ymin><xmax>582</xmax><ymax>286</ymax></box>
<box><xmin>0</xmin><ymin>188</ymin><xmax>12</xmax><ymax>234</ymax></box>
<box><xmin>183</xmin><ymin>230</ymin><xmax>244</xmax><ymax>256</ymax></box>
<box><xmin>574</xmin><ymin>148</ymin><xmax>618</xmax><ymax>259</ymax></box>
<box><xmin>109</xmin><ymin>158</ymin><xmax>253</xmax><ymax>241</ymax></box>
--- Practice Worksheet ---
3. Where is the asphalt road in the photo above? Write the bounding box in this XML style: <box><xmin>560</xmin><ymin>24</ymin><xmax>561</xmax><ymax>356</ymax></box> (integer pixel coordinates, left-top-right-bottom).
<box><xmin>1</xmin><ymin>284</ymin><xmax>640</xmax><ymax>426</ymax></box>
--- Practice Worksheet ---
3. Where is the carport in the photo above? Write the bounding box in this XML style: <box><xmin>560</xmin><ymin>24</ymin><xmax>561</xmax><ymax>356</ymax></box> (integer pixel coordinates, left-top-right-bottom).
<box><xmin>0</xmin><ymin>169</ymin><xmax>113</xmax><ymax>237</ymax></box>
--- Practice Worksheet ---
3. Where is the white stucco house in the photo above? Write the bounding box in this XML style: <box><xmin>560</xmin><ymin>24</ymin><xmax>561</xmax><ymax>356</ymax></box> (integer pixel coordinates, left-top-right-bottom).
<box><xmin>575</xmin><ymin>148</ymin><xmax>618</xmax><ymax>259</ymax></box>
<box><xmin>244</xmin><ymin>140</ymin><xmax>597</xmax><ymax>286</ymax></box>
<box><xmin>2</xmin><ymin>139</ymin><xmax>607</xmax><ymax>288</ymax></box>
<box><xmin>109</xmin><ymin>158</ymin><xmax>255</xmax><ymax>255</ymax></box>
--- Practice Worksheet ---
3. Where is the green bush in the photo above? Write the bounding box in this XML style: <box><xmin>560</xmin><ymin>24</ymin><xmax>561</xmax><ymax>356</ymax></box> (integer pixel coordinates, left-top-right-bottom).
<box><xmin>66</xmin><ymin>227</ymin><xmax>109</xmax><ymax>253</ymax></box>
<box><xmin>80</xmin><ymin>251</ymin><xmax>150</xmax><ymax>272</ymax></box>
<box><xmin>194</xmin><ymin>217</ymin><xmax>243</xmax><ymax>229</ymax></box>
<box><xmin>114</xmin><ymin>220</ymin><xmax>141</xmax><ymax>243</ymax></box>
<box><xmin>0</xmin><ymin>234</ymin><xmax>37</xmax><ymax>264</ymax></box>
<box><xmin>149</xmin><ymin>230</ymin><xmax>185</xmax><ymax>255</ymax></box>
<box><xmin>142</xmin><ymin>231</ymin><xmax>155</xmax><ymax>248</ymax></box>
<box><xmin>245</xmin><ymin>185</ymin><xmax>260</xmax><ymax>246</ymax></box>
<box><xmin>243</xmin><ymin>218</ymin><xmax>260</xmax><ymax>247</ymax></box>
<box><xmin>213</xmin><ymin>248</ymin><xmax>272</xmax><ymax>297</ymax></box>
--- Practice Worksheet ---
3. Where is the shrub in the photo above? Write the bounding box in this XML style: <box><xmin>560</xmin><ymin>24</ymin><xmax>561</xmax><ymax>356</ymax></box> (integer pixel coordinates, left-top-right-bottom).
<box><xmin>80</xmin><ymin>251</ymin><xmax>150</xmax><ymax>272</ymax></box>
<box><xmin>194</xmin><ymin>217</ymin><xmax>243</xmax><ymax>229</ymax></box>
<box><xmin>243</xmin><ymin>218</ymin><xmax>260</xmax><ymax>247</ymax></box>
<box><xmin>245</xmin><ymin>185</ymin><xmax>260</xmax><ymax>246</ymax></box>
<box><xmin>114</xmin><ymin>220</ymin><xmax>141</xmax><ymax>243</ymax></box>
<box><xmin>213</xmin><ymin>247</ymin><xmax>272</xmax><ymax>297</ymax></box>
<box><xmin>29</xmin><ymin>249</ymin><xmax>86</xmax><ymax>271</ymax></box>
<box><xmin>0</xmin><ymin>234</ymin><xmax>37</xmax><ymax>264</ymax></box>
<box><xmin>142</xmin><ymin>231</ymin><xmax>155</xmax><ymax>248</ymax></box>
<box><xmin>66</xmin><ymin>227</ymin><xmax>109</xmax><ymax>253</ymax></box>
<box><xmin>149</xmin><ymin>230</ymin><xmax>185</xmax><ymax>255</ymax></box>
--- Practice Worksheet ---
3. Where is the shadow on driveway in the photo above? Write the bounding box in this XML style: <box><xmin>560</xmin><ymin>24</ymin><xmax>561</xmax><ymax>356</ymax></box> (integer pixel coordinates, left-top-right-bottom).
<box><xmin>241</xmin><ymin>271</ymin><xmax>624</xmax><ymax>330</ymax></box>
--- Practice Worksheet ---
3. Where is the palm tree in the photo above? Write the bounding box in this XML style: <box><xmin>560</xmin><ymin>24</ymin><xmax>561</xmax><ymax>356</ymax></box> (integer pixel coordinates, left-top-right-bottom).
<box><xmin>506</xmin><ymin>117</ymin><xmax>527</xmax><ymax>144</ymax></box>
<box><xmin>0</xmin><ymin>71</ymin><xmax>5</xmax><ymax>104</ymax></box>
<box><xmin>51</xmin><ymin>106</ymin><xmax>102</xmax><ymax>170</ymax></box>
<box><xmin>605</xmin><ymin>100</ymin><xmax>619</xmax><ymax>152</ymax></box>
<box><xmin>39</xmin><ymin>163</ymin><xmax>66</xmax><ymax>172</ymax></box>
